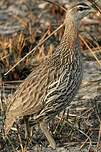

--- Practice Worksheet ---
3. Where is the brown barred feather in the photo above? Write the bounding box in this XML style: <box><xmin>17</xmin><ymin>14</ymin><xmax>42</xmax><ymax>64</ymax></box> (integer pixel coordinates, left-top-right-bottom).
<box><xmin>4</xmin><ymin>2</ymin><xmax>94</xmax><ymax>149</ymax></box>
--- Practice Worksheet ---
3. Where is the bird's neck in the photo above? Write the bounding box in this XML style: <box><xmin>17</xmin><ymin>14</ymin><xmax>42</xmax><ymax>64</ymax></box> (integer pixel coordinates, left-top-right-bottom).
<box><xmin>59</xmin><ymin>17</ymin><xmax>80</xmax><ymax>64</ymax></box>
<box><xmin>63</xmin><ymin>18</ymin><xmax>78</xmax><ymax>45</ymax></box>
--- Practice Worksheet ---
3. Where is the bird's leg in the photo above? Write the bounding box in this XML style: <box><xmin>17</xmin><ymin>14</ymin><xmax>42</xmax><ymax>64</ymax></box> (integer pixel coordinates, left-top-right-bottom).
<box><xmin>23</xmin><ymin>116</ymin><xmax>32</xmax><ymax>145</ymax></box>
<box><xmin>39</xmin><ymin>121</ymin><xmax>56</xmax><ymax>149</ymax></box>
<box><xmin>24</xmin><ymin>116</ymin><xmax>30</xmax><ymax>139</ymax></box>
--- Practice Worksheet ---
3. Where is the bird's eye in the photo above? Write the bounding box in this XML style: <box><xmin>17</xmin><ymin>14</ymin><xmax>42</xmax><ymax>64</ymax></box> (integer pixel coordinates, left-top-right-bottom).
<box><xmin>77</xmin><ymin>5</ymin><xmax>90</xmax><ymax>12</ymax></box>
<box><xmin>78</xmin><ymin>7</ymin><xmax>84</xmax><ymax>11</ymax></box>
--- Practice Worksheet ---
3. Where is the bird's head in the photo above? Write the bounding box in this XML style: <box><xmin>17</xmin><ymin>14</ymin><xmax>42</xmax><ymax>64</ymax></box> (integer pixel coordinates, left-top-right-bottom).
<box><xmin>66</xmin><ymin>2</ymin><xmax>95</xmax><ymax>22</ymax></box>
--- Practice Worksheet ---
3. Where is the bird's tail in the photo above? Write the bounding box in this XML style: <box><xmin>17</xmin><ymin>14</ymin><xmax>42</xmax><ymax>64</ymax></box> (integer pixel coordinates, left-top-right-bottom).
<box><xmin>4</xmin><ymin>115</ymin><xmax>15</xmax><ymax>135</ymax></box>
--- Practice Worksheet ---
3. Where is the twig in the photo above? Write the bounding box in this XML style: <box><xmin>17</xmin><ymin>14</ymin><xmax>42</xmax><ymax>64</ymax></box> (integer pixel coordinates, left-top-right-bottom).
<box><xmin>79</xmin><ymin>35</ymin><xmax>101</xmax><ymax>66</ymax></box>
<box><xmin>93</xmin><ymin>99</ymin><xmax>101</xmax><ymax>150</ymax></box>
<box><xmin>0</xmin><ymin>54</ymin><xmax>9</xmax><ymax>60</ymax></box>
<box><xmin>53</xmin><ymin>110</ymin><xmax>66</xmax><ymax>134</ymax></box>
<box><xmin>79</xmin><ymin>130</ymin><xmax>92</xmax><ymax>150</ymax></box>
<box><xmin>97</xmin><ymin>123</ymin><xmax>101</xmax><ymax>150</ymax></box>
<box><xmin>4</xmin><ymin>23</ymin><xmax>65</xmax><ymax>76</ymax></box>
<box><xmin>6</xmin><ymin>136</ymin><xmax>17</xmax><ymax>152</ymax></box>
<box><xmin>57</xmin><ymin>115</ymin><xmax>93</xmax><ymax>150</ymax></box>
<box><xmin>42</xmin><ymin>0</ymin><xmax>66</xmax><ymax>12</ymax></box>
<box><xmin>91</xmin><ymin>0</ymin><xmax>101</xmax><ymax>14</ymax></box>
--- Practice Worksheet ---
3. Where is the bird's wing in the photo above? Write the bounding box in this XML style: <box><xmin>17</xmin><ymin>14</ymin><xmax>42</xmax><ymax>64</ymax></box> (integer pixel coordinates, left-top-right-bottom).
<box><xmin>35</xmin><ymin>65</ymin><xmax>71</xmax><ymax>120</ymax></box>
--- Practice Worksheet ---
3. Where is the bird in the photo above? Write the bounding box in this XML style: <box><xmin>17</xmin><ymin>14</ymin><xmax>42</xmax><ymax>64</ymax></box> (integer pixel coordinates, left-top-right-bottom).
<box><xmin>4</xmin><ymin>1</ymin><xmax>94</xmax><ymax>149</ymax></box>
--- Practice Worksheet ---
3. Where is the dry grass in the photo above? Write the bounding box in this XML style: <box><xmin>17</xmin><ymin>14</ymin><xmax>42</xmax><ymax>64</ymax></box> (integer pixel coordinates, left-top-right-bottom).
<box><xmin>0</xmin><ymin>0</ymin><xmax>101</xmax><ymax>151</ymax></box>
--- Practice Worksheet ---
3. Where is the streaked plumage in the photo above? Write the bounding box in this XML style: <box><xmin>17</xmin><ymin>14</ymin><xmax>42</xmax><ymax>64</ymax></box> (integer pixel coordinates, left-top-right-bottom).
<box><xmin>4</xmin><ymin>2</ymin><xmax>94</xmax><ymax>149</ymax></box>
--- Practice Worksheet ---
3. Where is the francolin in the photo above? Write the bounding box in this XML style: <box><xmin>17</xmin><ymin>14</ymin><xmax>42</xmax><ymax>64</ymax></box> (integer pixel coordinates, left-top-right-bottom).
<box><xmin>4</xmin><ymin>1</ymin><xmax>94</xmax><ymax>149</ymax></box>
